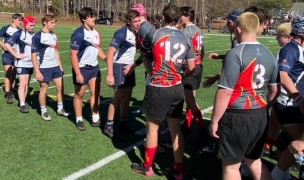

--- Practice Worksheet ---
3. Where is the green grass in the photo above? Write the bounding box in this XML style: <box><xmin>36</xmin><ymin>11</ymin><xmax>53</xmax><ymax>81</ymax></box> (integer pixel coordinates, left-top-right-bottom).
<box><xmin>0</xmin><ymin>24</ymin><xmax>283</xmax><ymax>180</ymax></box>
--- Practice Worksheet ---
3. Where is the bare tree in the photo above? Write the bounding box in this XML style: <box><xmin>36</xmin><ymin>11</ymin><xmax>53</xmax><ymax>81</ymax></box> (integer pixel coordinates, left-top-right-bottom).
<box><xmin>0</xmin><ymin>0</ymin><xmax>292</xmax><ymax>25</ymax></box>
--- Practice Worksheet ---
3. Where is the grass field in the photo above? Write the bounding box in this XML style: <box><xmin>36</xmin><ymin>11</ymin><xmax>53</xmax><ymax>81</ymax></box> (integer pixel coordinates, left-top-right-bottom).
<box><xmin>0</xmin><ymin>23</ymin><xmax>284</xmax><ymax>180</ymax></box>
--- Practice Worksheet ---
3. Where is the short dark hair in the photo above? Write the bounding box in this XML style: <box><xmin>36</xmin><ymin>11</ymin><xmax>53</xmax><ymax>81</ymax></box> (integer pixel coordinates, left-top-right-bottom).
<box><xmin>125</xmin><ymin>10</ymin><xmax>140</xmax><ymax>22</ymax></box>
<box><xmin>244</xmin><ymin>6</ymin><xmax>271</xmax><ymax>24</ymax></box>
<box><xmin>12</xmin><ymin>13</ymin><xmax>23</xmax><ymax>20</ymax></box>
<box><xmin>180</xmin><ymin>6</ymin><xmax>195</xmax><ymax>22</ymax></box>
<box><xmin>78</xmin><ymin>7</ymin><xmax>97</xmax><ymax>23</ymax></box>
<box><xmin>162</xmin><ymin>3</ymin><xmax>181</xmax><ymax>25</ymax></box>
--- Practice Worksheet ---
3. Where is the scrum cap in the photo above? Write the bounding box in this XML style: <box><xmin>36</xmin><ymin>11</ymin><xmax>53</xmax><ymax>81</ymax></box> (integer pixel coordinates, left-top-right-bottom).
<box><xmin>131</xmin><ymin>3</ymin><xmax>146</xmax><ymax>16</ymax></box>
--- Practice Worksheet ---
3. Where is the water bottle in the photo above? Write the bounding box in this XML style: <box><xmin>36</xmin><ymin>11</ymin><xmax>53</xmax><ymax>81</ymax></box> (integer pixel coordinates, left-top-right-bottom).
<box><xmin>294</xmin><ymin>154</ymin><xmax>304</xmax><ymax>180</ymax></box>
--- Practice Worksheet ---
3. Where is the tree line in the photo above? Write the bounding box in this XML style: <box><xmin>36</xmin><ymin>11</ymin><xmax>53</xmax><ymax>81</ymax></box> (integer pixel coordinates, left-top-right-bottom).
<box><xmin>0</xmin><ymin>0</ymin><xmax>300</xmax><ymax>25</ymax></box>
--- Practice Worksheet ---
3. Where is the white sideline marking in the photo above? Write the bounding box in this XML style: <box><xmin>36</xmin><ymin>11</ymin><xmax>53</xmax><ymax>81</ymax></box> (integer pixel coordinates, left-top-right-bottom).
<box><xmin>63</xmin><ymin>106</ymin><xmax>214</xmax><ymax>180</ymax></box>
<box><xmin>63</xmin><ymin>139</ymin><xmax>145</xmax><ymax>180</ymax></box>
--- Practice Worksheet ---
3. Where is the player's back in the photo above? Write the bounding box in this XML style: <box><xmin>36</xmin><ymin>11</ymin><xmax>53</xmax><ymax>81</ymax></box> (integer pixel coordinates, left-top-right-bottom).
<box><xmin>221</xmin><ymin>42</ymin><xmax>278</xmax><ymax>109</ymax></box>
<box><xmin>182</xmin><ymin>24</ymin><xmax>204</xmax><ymax>52</ymax></box>
<box><xmin>150</xmin><ymin>27</ymin><xmax>194</xmax><ymax>87</ymax></box>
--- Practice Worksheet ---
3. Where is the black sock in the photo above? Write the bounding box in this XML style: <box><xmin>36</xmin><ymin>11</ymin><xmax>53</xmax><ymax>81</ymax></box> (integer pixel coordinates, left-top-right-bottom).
<box><xmin>106</xmin><ymin>120</ymin><xmax>113</xmax><ymax>127</ymax></box>
<box><xmin>300</xmin><ymin>165</ymin><xmax>304</xmax><ymax>180</ymax></box>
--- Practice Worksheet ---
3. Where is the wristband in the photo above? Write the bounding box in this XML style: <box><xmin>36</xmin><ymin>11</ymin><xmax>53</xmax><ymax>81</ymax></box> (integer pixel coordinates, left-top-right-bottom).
<box><xmin>135</xmin><ymin>59</ymin><xmax>143</xmax><ymax>66</ymax></box>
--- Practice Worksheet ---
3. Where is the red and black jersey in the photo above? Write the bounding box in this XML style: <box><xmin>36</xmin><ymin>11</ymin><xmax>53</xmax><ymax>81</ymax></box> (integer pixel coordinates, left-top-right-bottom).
<box><xmin>141</xmin><ymin>26</ymin><xmax>195</xmax><ymax>87</ymax></box>
<box><xmin>219</xmin><ymin>42</ymin><xmax>279</xmax><ymax>109</ymax></box>
<box><xmin>182</xmin><ymin>24</ymin><xmax>204</xmax><ymax>64</ymax></box>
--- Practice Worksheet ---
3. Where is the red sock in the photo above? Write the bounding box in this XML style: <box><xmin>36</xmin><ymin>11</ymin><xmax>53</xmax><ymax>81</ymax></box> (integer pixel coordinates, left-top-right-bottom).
<box><xmin>173</xmin><ymin>162</ymin><xmax>184</xmax><ymax>173</ymax></box>
<box><xmin>265</xmin><ymin>137</ymin><xmax>275</xmax><ymax>150</ymax></box>
<box><xmin>185</xmin><ymin>109</ymin><xmax>193</xmax><ymax>128</ymax></box>
<box><xmin>144</xmin><ymin>146</ymin><xmax>157</xmax><ymax>168</ymax></box>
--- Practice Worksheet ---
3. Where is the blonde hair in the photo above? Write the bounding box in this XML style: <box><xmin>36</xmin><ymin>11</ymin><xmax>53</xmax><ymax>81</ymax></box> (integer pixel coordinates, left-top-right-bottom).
<box><xmin>277</xmin><ymin>22</ymin><xmax>291</xmax><ymax>38</ymax></box>
<box><xmin>236</xmin><ymin>12</ymin><xmax>259</xmax><ymax>33</ymax></box>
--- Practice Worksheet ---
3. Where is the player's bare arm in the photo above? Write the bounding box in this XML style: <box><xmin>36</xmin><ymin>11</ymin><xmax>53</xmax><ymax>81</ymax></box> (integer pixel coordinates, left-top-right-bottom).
<box><xmin>70</xmin><ymin>49</ymin><xmax>84</xmax><ymax>84</ymax></box>
<box><xmin>106</xmin><ymin>46</ymin><xmax>117</xmax><ymax>86</ymax></box>
<box><xmin>4</xmin><ymin>43</ymin><xmax>24</xmax><ymax>59</ymax></box>
<box><xmin>31</xmin><ymin>52</ymin><xmax>43</xmax><ymax>82</ymax></box>
<box><xmin>210</xmin><ymin>88</ymin><xmax>232</xmax><ymax>138</ymax></box>
<box><xmin>98</xmin><ymin>48</ymin><xmax>106</xmax><ymax>60</ymax></box>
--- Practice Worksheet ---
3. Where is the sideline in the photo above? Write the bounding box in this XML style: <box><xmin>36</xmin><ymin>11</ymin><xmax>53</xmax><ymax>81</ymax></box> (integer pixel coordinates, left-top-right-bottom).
<box><xmin>62</xmin><ymin>106</ymin><xmax>213</xmax><ymax>180</ymax></box>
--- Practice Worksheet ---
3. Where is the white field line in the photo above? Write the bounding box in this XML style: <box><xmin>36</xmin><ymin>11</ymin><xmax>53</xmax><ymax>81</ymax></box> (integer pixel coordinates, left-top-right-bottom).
<box><xmin>63</xmin><ymin>139</ymin><xmax>145</xmax><ymax>180</ymax></box>
<box><xmin>63</xmin><ymin>105</ymin><xmax>214</xmax><ymax>180</ymax></box>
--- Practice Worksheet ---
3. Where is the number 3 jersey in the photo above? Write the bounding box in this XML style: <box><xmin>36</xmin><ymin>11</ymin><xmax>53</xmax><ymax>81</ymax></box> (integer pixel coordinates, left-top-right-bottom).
<box><xmin>219</xmin><ymin>42</ymin><xmax>278</xmax><ymax>109</ymax></box>
<box><xmin>141</xmin><ymin>26</ymin><xmax>195</xmax><ymax>87</ymax></box>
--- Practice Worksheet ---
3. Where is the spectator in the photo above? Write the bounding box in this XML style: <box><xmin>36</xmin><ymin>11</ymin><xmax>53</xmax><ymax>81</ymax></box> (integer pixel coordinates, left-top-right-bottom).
<box><xmin>208</xmin><ymin>21</ymin><xmax>212</xmax><ymax>32</ymax></box>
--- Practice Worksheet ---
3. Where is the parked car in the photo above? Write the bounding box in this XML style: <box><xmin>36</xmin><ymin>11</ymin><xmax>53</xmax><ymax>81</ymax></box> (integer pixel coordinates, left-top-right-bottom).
<box><xmin>95</xmin><ymin>17</ymin><xmax>113</xmax><ymax>25</ymax></box>
<box><xmin>266</xmin><ymin>26</ymin><xmax>277</xmax><ymax>35</ymax></box>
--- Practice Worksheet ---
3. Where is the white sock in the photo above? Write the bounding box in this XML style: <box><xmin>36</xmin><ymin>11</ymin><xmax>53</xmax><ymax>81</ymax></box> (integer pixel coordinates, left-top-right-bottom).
<box><xmin>76</xmin><ymin>116</ymin><xmax>82</xmax><ymax>123</ymax></box>
<box><xmin>41</xmin><ymin>106</ymin><xmax>47</xmax><ymax>113</ymax></box>
<box><xmin>271</xmin><ymin>165</ymin><xmax>291</xmax><ymax>180</ymax></box>
<box><xmin>20</xmin><ymin>101</ymin><xmax>25</xmax><ymax>106</ymax></box>
<box><xmin>92</xmin><ymin>114</ymin><xmax>100</xmax><ymax>122</ymax></box>
<box><xmin>57</xmin><ymin>102</ymin><xmax>63</xmax><ymax>110</ymax></box>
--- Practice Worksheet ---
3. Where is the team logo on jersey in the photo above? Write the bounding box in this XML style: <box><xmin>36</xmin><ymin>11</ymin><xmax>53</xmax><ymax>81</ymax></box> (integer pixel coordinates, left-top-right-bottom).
<box><xmin>282</xmin><ymin>59</ymin><xmax>287</xmax><ymax>64</ymax></box>
<box><xmin>17</xmin><ymin>68</ymin><xmax>22</xmax><ymax>74</ymax></box>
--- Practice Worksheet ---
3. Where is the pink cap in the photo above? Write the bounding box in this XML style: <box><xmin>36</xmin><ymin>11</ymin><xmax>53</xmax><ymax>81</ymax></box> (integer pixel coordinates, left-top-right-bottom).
<box><xmin>131</xmin><ymin>3</ymin><xmax>146</xmax><ymax>16</ymax></box>
<box><xmin>23</xmin><ymin>16</ymin><xmax>36</xmax><ymax>28</ymax></box>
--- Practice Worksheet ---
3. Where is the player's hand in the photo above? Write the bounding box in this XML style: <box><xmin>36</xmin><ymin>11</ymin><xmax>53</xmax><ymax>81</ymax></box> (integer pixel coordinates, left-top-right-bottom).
<box><xmin>59</xmin><ymin>66</ymin><xmax>64</xmax><ymax>73</ymax></box>
<box><xmin>106</xmin><ymin>75</ymin><xmax>114</xmax><ymax>87</ymax></box>
<box><xmin>76</xmin><ymin>74</ymin><xmax>84</xmax><ymax>84</ymax></box>
<box><xmin>36</xmin><ymin>72</ymin><xmax>44</xmax><ymax>82</ymax></box>
<box><xmin>209</xmin><ymin>52</ymin><xmax>219</xmax><ymax>60</ymax></box>
<box><xmin>202</xmin><ymin>74</ymin><xmax>220</xmax><ymax>88</ymax></box>
<box><xmin>15</xmin><ymin>53</ymin><xmax>25</xmax><ymax>59</ymax></box>
<box><xmin>289</xmin><ymin>140</ymin><xmax>304</xmax><ymax>154</ymax></box>
<box><xmin>123</xmin><ymin>63</ymin><xmax>135</xmax><ymax>76</ymax></box>
<box><xmin>209</xmin><ymin>121</ymin><xmax>219</xmax><ymax>139</ymax></box>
